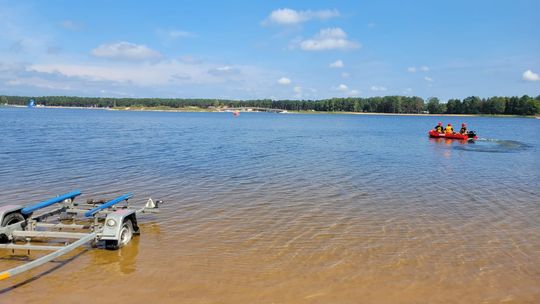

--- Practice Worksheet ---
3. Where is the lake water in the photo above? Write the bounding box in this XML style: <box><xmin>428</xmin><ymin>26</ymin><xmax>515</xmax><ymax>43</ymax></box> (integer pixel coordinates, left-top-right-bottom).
<box><xmin>0</xmin><ymin>107</ymin><xmax>539</xmax><ymax>303</ymax></box>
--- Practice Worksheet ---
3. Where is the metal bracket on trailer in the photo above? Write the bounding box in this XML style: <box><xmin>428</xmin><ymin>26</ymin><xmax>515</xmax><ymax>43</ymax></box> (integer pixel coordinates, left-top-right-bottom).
<box><xmin>20</xmin><ymin>190</ymin><xmax>82</xmax><ymax>215</ymax></box>
<box><xmin>0</xmin><ymin>233</ymin><xmax>96</xmax><ymax>280</ymax></box>
<box><xmin>84</xmin><ymin>193</ymin><xmax>133</xmax><ymax>218</ymax></box>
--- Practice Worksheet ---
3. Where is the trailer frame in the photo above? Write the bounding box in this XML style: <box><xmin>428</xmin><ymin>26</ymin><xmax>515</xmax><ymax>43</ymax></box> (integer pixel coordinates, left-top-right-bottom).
<box><xmin>0</xmin><ymin>190</ymin><xmax>161</xmax><ymax>280</ymax></box>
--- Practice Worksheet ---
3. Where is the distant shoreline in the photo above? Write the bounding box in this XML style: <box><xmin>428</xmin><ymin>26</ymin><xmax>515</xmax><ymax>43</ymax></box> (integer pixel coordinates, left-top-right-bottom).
<box><xmin>110</xmin><ymin>106</ymin><xmax>538</xmax><ymax>118</ymax></box>
<box><xmin>2</xmin><ymin>104</ymin><xmax>538</xmax><ymax>118</ymax></box>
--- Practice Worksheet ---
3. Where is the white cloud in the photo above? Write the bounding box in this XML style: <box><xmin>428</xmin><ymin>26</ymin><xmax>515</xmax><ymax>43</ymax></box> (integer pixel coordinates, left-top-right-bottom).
<box><xmin>27</xmin><ymin>60</ymin><xmax>256</xmax><ymax>86</ymax></box>
<box><xmin>278</xmin><ymin>77</ymin><xmax>291</xmax><ymax>85</ymax></box>
<box><xmin>404</xmin><ymin>88</ymin><xmax>413</xmax><ymax>94</ymax></box>
<box><xmin>1</xmin><ymin>35</ymin><xmax>286</xmax><ymax>99</ymax></box>
<box><xmin>60</xmin><ymin>20</ymin><xmax>82</xmax><ymax>31</ymax></box>
<box><xmin>91</xmin><ymin>42</ymin><xmax>162</xmax><ymax>61</ymax></box>
<box><xmin>337</xmin><ymin>83</ymin><xmax>348</xmax><ymax>91</ymax></box>
<box><xmin>523</xmin><ymin>69</ymin><xmax>540</xmax><ymax>81</ymax></box>
<box><xmin>332</xmin><ymin>83</ymin><xmax>358</xmax><ymax>97</ymax></box>
<box><xmin>341</xmin><ymin>72</ymin><xmax>350</xmax><ymax>78</ymax></box>
<box><xmin>424</xmin><ymin>76</ymin><xmax>434</xmax><ymax>82</ymax></box>
<box><xmin>9</xmin><ymin>59</ymin><xmax>284</xmax><ymax>99</ymax></box>
<box><xmin>329</xmin><ymin>60</ymin><xmax>344</xmax><ymax>68</ymax></box>
<box><xmin>370</xmin><ymin>85</ymin><xmax>387</xmax><ymax>91</ymax></box>
<box><xmin>348</xmin><ymin>89</ymin><xmax>360</xmax><ymax>96</ymax></box>
<box><xmin>208</xmin><ymin>66</ymin><xmax>241</xmax><ymax>76</ymax></box>
<box><xmin>408</xmin><ymin>66</ymin><xmax>429</xmax><ymax>73</ymax></box>
<box><xmin>28</xmin><ymin>62</ymin><xmax>170</xmax><ymax>85</ymax></box>
<box><xmin>299</xmin><ymin>28</ymin><xmax>360</xmax><ymax>51</ymax></box>
<box><xmin>264</xmin><ymin>8</ymin><xmax>339</xmax><ymax>25</ymax></box>
<box><xmin>167</xmin><ymin>30</ymin><xmax>195</xmax><ymax>38</ymax></box>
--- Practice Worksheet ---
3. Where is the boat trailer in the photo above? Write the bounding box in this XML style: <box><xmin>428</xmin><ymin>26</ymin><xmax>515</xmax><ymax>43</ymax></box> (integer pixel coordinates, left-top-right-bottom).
<box><xmin>0</xmin><ymin>190</ymin><xmax>161</xmax><ymax>281</ymax></box>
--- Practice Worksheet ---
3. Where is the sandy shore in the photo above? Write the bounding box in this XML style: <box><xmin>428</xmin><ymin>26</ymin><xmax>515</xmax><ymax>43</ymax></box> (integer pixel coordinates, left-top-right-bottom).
<box><xmin>3</xmin><ymin>104</ymin><xmax>536</xmax><ymax>118</ymax></box>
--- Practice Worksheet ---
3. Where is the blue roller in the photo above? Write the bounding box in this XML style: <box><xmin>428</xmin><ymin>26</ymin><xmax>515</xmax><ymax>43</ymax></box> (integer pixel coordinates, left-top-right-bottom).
<box><xmin>21</xmin><ymin>190</ymin><xmax>82</xmax><ymax>215</ymax></box>
<box><xmin>84</xmin><ymin>193</ymin><xmax>133</xmax><ymax>218</ymax></box>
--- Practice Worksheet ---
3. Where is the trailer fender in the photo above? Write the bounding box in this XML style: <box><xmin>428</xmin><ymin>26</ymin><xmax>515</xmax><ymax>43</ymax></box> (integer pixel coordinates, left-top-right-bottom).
<box><xmin>0</xmin><ymin>205</ymin><xmax>26</xmax><ymax>243</ymax></box>
<box><xmin>0</xmin><ymin>205</ymin><xmax>25</xmax><ymax>225</ymax></box>
<box><xmin>100</xmin><ymin>209</ymin><xmax>140</xmax><ymax>241</ymax></box>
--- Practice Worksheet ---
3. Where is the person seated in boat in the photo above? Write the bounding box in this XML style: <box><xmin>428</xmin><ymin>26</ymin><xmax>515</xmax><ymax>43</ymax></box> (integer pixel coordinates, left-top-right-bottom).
<box><xmin>445</xmin><ymin>123</ymin><xmax>454</xmax><ymax>134</ymax></box>
<box><xmin>459</xmin><ymin>123</ymin><xmax>467</xmax><ymax>134</ymax></box>
<box><xmin>434</xmin><ymin>122</ymin><xmax>444</xmax><ymax>133</ymax></box>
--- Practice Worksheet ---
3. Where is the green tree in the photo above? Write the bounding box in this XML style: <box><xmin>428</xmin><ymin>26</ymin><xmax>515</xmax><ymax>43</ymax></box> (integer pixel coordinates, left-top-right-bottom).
<box><xmin>523</xmin><ymin>99</ymin><xmax>540</xmax><ymax>115</ymax></box>
<box><xmin>462</xmin><ymin>96</ymin><xmax>481</xmax><ymax>114</ymax></box>
<box><xmin>446</xmin><ymin>99</ymin><xmax>462</xmax><ymax>114</ymax></box>
<box><xmin>514</xmin><ymin>95</ymin><xmax>538</xmax><ymax>115</ymax></box>
<box><xmin>427</xmin><ymin>97</ymin><xmax>442</xmax><ymax>114</ymax></box>
<box><xmin>505</xmin><ymin>96</ymin><xmax>519</xmax><ymax>114</ymax></box>
<box><xmin>483</xmin><ymin>97</ymin><xmax>506</xmax><ymax>114</ymax></box>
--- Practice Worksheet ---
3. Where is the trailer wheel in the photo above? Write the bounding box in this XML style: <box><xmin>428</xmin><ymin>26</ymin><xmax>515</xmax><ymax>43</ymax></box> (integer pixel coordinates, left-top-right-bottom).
<box><xmin>0</xmin><ymin>212</ymin><xmax>25</xmax><ymax>243</ymax></box>
<box><xmin>105</xmin><ymin>219</ymin><xmax>134</xmax><ymax>250</ymax></box>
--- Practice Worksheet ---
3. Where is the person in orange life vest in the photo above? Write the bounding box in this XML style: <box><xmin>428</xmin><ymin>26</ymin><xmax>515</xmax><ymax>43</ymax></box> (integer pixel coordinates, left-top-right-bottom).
<box><xmin>445</xmin><ymin>123</ymin><xmax>454</xmax><ymax>134</ymax></box>
<box><xmin>434</xmin><ymin>122</ymin><xmax>444</xmax><ymax>133</ymax></box>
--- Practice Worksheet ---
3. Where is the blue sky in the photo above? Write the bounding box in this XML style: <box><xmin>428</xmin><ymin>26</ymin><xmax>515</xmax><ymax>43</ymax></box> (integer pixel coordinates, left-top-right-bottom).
<box><xmin>0</xmin><ymin>0</ymin><xmax>539</xmax><ymax>100</ymax></box>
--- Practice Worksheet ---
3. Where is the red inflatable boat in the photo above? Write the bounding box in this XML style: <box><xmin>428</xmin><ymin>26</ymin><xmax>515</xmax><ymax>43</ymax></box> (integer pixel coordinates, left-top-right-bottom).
<box><xmin>429</xmin><ymin>130</ymin><xmax>478</xmax><ymax>140</ymax></box>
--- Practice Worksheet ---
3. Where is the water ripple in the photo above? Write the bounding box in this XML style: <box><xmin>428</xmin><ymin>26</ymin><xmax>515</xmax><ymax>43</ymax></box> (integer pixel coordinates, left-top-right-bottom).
<box><xmin>0</xmin><ymin>108</ymin><xmax>539</xmax><ymax>303</ymax></box>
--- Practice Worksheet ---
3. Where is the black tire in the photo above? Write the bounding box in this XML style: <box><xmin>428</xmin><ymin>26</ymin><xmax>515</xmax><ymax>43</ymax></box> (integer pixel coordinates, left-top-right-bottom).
<box><xmin>0</xmin><ymin>212</ymin><xmax>25</xmax><ymax>243</ymax></box>
<box><xmin>1</xmin><ymin>212</ymin><xmax>24</xmax><ymax>227</ymax></box>
<box><xmin>118</xmin><ymin>220</ymin><xmax>134</xmax><ymax>247</ymax></box>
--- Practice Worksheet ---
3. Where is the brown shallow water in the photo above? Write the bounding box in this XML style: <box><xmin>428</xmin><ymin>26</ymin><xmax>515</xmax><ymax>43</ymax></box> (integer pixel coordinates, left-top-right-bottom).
<box><xmin>1</xmin><ymin>187</ymin><xmax>538</xmax><ymax>303</ymax></box>
<box><xmin>0</xmin><ymin>109</ymin><xmax>539</xmax><ymax>303</ymax></box>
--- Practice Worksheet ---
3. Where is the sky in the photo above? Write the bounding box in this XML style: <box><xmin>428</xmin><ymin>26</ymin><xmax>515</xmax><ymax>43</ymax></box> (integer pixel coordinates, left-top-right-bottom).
<box><xmin>0</xmin><ymin>0</ymin><xmax>539</xmax><ymax>101</ymax></box>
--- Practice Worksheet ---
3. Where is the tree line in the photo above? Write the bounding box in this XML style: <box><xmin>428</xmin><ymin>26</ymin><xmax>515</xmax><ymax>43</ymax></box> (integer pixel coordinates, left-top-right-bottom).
<box><xmin>1</xmin><ymin>94</ymin><xmax>539</xmax><ymax>115</ymax></box>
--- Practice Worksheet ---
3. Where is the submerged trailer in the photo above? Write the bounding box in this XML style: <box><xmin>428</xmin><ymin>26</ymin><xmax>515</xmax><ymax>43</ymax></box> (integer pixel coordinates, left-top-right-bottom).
<box><xmin>0</xmin><ymin>190</ymin><xmax>161</xmax><ymax>280</ymax></box>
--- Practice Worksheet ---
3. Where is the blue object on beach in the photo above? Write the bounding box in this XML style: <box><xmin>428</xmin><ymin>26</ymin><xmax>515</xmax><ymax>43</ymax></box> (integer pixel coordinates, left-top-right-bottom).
<box><xmin>27</xmin><ymin>99</ymin><xmax>35</xmax><ymax>108</ymax></box>
<box><xmin>21</xmin><ymin>190</ymin><xmax>82</xmax><ymax>215</ymax></box>
<box><xmin>84</xmin><ymin>193</ymin><xmax>133</xmax><ymax>217</ymax></box>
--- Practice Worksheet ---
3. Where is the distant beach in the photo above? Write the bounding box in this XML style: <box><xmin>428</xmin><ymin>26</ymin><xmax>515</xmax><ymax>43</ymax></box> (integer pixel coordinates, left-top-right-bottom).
<box><xmin>10</xmin><ymin>104</ymin><xmax>536</xmax><ymax>118</ymax></box>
